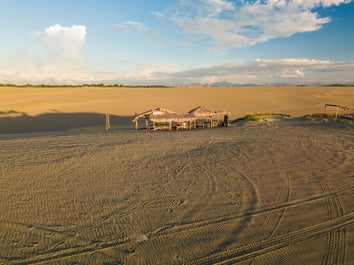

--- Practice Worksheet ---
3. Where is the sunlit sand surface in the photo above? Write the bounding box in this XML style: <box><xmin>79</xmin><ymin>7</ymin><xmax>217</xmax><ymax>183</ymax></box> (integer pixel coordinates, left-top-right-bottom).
<box><xmin>0</xmin><ymin>86</ymin><xmax>353</xmax><ymax>264</ymax></box>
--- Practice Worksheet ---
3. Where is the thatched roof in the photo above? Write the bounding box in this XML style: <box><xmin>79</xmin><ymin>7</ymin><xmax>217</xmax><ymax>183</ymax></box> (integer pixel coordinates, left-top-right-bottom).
<box><xmin>133</xmin><ymin>106</ymin><xmax>231</xmax><ymax>123</ymax></box>
<box><xmin>188</xmin><ymin>106</ymin><xmax>231</xmax><ymax>118</ymax></box>
<box><xmin>132</xmin><ymin>107</ymin><xmax>176</xmax><ymax>122</ymax></box>
<box><xmin>188</xmin><ymin>106</ymin><xmax>215</xmax><ymax>118</ymax></box>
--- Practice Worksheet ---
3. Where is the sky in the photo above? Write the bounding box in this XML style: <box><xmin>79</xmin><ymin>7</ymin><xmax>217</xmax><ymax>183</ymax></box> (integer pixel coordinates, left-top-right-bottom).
<box><xmin>0</xmin><ymin>0</ymin><xmax>353</xmax><ymax>86</ymax></box>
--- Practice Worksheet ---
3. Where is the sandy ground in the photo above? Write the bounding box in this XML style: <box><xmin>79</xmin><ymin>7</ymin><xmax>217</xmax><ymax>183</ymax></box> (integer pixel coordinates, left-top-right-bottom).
<box><xmin>0</xmin><ymin>86</ymin><xmax>353</xmax><ymax>264</ymax></box>
<box><xmin>0</xmin><ymin>86</ymin><xmax>353</xmax><ymax>133</ymax></box>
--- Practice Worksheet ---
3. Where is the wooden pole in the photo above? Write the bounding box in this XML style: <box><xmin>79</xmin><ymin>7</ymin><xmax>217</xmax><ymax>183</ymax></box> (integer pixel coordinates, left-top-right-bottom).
<box><xmin>146</xmin><ymin>118</ymin><xmax>149</xmax><ymax>130</ymax></box>
<box><xmin>105</xmin><ymin>113</ymin><xmax>111</xmax><ymax>131</ymax></box>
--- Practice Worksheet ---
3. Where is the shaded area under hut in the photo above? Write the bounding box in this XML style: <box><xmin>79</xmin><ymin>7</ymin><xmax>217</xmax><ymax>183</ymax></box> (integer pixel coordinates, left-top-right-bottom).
<box><xmin>132</xmin><ymin>106</ymin><xmax>230</xmax><ymax>131</ymax></box>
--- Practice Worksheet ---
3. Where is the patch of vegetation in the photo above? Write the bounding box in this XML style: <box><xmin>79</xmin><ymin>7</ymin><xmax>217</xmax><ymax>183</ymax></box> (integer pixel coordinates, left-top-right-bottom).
<box><xmin>326</xmin><ymin>84</ymin><xmax>350</xmax><ymax>87</ymax></box>
<box><xmin>233</xmin><ymin>113</ymin><xmax>290</xmax><ymax>123</ymax></box>
<box><xmin>246</xmin><ymin>114</ymin><xmax>262</xmax><ymax>122</ymax></box>
<box><xmin>303</xmin><ymin>113</ymin><xmax>336</xmax><ymax>122</ymax></box>
<box><xmin>303</xmin><ymin>113</ymin><xmax>353</xmax><ymax>126</ymax></box>
<box><xmin>0</xmin><ymin>83</ymin><xmax>170</xmax><ymax>88</ymax></box>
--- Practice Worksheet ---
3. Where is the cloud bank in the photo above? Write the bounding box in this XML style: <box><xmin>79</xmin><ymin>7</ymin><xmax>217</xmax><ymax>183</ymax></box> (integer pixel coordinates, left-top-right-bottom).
<box><xmin>1</xmin><ymin>24</ymin><xmax>90</xmax><ymax>84</ymax></box>
<box><xmin>158</xmin><ymin>0</ymin><xmax>352</xmax><ymax>50</ymax></box>
<box><xmin>149</xmin><ymin>58</ymin><xmax>354</xmax><ymax>85</ymax></box>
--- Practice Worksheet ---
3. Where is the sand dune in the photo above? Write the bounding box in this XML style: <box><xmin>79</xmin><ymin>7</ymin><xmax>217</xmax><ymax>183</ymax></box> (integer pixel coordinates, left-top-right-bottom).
<box><xmin>0</xmin><ymin>86</ymin><xmax>353</xmax><ymax>264</ymax></box>
<box><xmin>0</xmin><ymin>86</ymin><xmax>353</xmax><ymax>133</ymax></box>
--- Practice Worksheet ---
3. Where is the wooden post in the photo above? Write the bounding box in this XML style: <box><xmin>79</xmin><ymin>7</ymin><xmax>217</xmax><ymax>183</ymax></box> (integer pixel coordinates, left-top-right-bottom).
<box><xmin>145</xmin><ymin>118</ymin><xmax>149</xmax><ymax>130</ymax></box>
<box><xmin>105</xmin><ymin>113</ymin><xmax>111</xmax><ymax>131</ymax></box>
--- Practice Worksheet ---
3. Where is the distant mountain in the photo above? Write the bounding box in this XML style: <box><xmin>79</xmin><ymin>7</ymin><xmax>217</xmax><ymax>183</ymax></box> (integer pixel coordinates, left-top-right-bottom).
<box><xmin>190</xmin><ymin>81</ymin><xmax>257</xmax><ymax>87</ymax></box>
<box><xmin>189</xmin><ymin>81</ymin><xmax>354</xmax><ymax>87</ymax></box>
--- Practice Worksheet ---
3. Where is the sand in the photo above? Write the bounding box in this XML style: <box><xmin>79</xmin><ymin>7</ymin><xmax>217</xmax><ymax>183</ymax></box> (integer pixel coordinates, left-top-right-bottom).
<box><xmin>0</xmin><ymin>86</ymin><xmax>353</xmax><ymax>264</ymax></box>
<box><xmin>0</xmin><ymin>86</ymin><xmax>353</xmax><ymax>133</ymax></box>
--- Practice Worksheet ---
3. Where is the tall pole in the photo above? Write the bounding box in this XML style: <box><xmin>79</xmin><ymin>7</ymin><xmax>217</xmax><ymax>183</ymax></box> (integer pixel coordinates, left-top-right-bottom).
<box><xmin>106</xmin><ymin>113</ymin><xmax>111</xmax><ymax>131</ymax></box>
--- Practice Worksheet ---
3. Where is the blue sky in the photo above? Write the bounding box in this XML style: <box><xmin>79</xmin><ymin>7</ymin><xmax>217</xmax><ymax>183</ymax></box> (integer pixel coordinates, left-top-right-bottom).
<box><xmin>0</xmin><ymin>0</ymin><xmax>353</xmax><ymax>85</ymax></box>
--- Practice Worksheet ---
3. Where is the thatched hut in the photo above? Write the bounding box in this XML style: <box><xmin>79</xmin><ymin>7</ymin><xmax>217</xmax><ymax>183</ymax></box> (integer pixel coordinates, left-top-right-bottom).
<box><xmin>188</xmin><ymin>106</ymin><xmax>231</xmax><ymax>127</ymax></box>
<box><xmin>133</xmin><ymin>106</ymin><xmax>230</xmax><ymax>130</ymax></box>
<box><xmin>132</xmin><ymin>107</ymin><xmax>195</xmax><ymax>130</ymax></box>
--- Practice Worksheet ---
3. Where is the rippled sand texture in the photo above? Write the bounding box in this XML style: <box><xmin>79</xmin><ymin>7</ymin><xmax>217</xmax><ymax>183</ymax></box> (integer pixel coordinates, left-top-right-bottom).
<box><xmin>1</xmin><ymin>119</ymin><xmax>353</xmax><ymax>264</ymax></box>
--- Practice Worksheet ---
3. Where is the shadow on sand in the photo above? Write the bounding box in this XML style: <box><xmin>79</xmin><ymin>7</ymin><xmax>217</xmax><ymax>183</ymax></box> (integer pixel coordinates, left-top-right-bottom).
<box><xmin>0</xmin><ymin>111</ymin><xmax>134</xmax><ymax>134</ymax></box>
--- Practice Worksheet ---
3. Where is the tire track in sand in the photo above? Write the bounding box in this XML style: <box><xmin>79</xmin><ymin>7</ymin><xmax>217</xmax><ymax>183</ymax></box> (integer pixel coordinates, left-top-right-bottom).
<box><xmin>313</xmin><ymin>134</ymin><xmax>351</xmax><ymax>265</ymax></box>
<box><xmin>321</xmin><ymin>181</ymin><xmax>347</xmax><ymax>265</ymax></box>
<box><xmin>6</xmin><ymin>186</ymin><xmax>354</xmax><ymax>265</ymax></box>
<box><xmin>246</xmin><ymin>145</ymin><xmax>292</xmax><ymax>264</ymax></box>
<box><xmin>180</xmin><ymin>146</ymin><xmax>219</xmax><ymax>221</ymax></box>
<box><xmin>209</xmin><ymin>145</ymin><xmax>260</xmax><ymax>253</ymax></box>
<box><xmin>188</xmin><ymin>212</ymin><xmax>354</xmax><ymax>265</ymax></box>
<box><xmin>175</xmin><ymin>142</ymin><xmax>261</xmax><ymax>254</ymax></box>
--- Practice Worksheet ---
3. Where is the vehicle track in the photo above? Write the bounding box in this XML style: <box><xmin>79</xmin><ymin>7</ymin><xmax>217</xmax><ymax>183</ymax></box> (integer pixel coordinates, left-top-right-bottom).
<box><xmin>311</xmin><ymin>133</ymin><xmax>351</xmax><ymax>265</ymax></box>
<box><xmin>212</xmin><ymin>142</ymin><xmax>287</xmax><ymax>252</ymax></box>
<box><xmin>150</xmin><ymin>185</ymin><xmax>353</xmax><ymax>237</ymax></box>
<box><xmin>6</xmin><ymin>237</ymin><xmax>131</xmax><ymax>265</ymax></box>
<box><xmin>9</xmin><ymin>186</ymin><xmax>353</xmax><ymax>264</ymax></box>
<box><xmin>246</xmin><ymin>145</ymin><xmax>292</xmax><ymax>265</ymax></box>
<box><xmin>180</xmin><ymin>146</ymin><xmax>219</xmax><ymax>222</ymax></box>
<box><xmin>188</xmin><ymin>212</ymin><xmax>354</xmax><ymax>265</ymax></box>
<box><xmin>3</xmin><ymin>126</ymin><xmax>353</xmax><ymax>264</ymax></box>
<box><xmin>321</xmin><ymin>181</ymin><xmax>347</xmax><ymax>265</ymax></box>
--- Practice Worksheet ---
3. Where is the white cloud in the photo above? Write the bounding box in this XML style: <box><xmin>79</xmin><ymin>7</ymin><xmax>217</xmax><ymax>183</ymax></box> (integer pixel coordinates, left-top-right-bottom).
<box><xmin>114</xmin><ymin>21</ymin><xmax>150</xmax><ymax>31</ymax></box>
<box><xmin>114</xmin><ymin>21</ymin><xmax>163</xmax><ymax>43</ymax></box>
<box><xmin>37</xmin><ymin>24</ymin><xmax>87</xmax><ymax>59</ymax></box>
<box><xmin>150</xmin><ymin>11</ymin><xmax>165</xmax><ymax>18</ymax></box>
<box><xmin>161</xmin><ymin>0</ymin><xmax>352</xmax><ymax>50</ymax></box>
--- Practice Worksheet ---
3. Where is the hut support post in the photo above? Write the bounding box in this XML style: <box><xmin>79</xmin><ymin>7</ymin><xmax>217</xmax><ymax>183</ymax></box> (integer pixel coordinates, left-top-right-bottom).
<box><xmin>106</xmin><ymin>113</ymin><xmax>111</xmax><ymax>131</ymax></box>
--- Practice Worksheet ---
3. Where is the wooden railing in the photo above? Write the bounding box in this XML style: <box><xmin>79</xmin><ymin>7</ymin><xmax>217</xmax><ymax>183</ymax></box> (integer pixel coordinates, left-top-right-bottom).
<box><xmin>325</xmin><ymin>104</ymin><xmax>354</xmax><ymax>119</ymax></box>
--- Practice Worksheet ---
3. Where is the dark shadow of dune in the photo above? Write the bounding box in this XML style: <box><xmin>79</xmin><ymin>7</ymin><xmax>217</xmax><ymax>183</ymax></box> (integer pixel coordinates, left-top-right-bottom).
<box><xmin>0</xmin><ymin>112</ymin><xmax>133</xmax><ymax>134</ymax></box>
